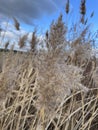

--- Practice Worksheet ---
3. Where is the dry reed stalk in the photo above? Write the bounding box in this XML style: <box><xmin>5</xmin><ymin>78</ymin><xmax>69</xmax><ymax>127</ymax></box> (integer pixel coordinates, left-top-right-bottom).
<box><xmin>13</xmin><ymin>17</ymin><xmax>20</xmax><ymax>30</ymax></box>
<box><xmin>18</xmin><ymin>34</ymin><xmax>28</xmax><ymax>48</ymax></box>
<box><xmin>45</xmin><ymin>30</ymin><xmax>49</xmax><ymax>49</ymax></box>
<box><xmin>30</xmin><ymin>31</ymin><xmax>37</xmax><ymax>52</ymax></box>
<box><xmin>90</xmin><ymin>11</ymin><xmax>94</xmax><ymax>18</ymax></box>
<box><xmin>4</xmin><ymin>41</ymin><xmax>9</xmax><ymax>50</ymax></box>
<box><xmin>0</xmin><ymin>53</ymin><xmax>38</xmax><ymax>129</ymax></box>
<box><xmin>65</xmin><ymin>0</ymin><xmax>70</xmax><ymax>14</ymax></box>
<box><xmin>49</xmin><ymin>14</ymin><xmax>67</xmax><ymax>51</ymax></box>
<box><xmin>80</xmin><ymin>0</ymin><xmax>86</xmax><ymax>24</ymax></box>
<box><xmin>80</xmin><ymin>0</ymin><xmax>86</xmax><ymax>15</ymax></box>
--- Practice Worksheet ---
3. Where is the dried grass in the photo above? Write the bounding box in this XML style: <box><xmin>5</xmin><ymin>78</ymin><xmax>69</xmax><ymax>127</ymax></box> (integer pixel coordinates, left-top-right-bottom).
<box><xmin>0</xmin><ymin>46</ymin><xmax>98</xmax><ymax>130</ymax></box>
<box><xmin>30</xmin><ymin>30</ymin><xmax>37</xmax><ymax>52</ymax></box>
<box><xmin>65</xmin><ymin>0</ymin><xmax>70</xmax><ymax>14</ymax></box>
<box><xmin>18</xmin><ymin>34</ymin><xmax>28</xmax><ymax>48</ymax></box>
<box><xmin>0</xmin><ymin>1</ymin><xmax>98</xmax><ymax>130</ymax></box>
<box><xmin>13</xmin><ymin>17</ymin><xmax>20</xmax><ymax>31</ymax></box>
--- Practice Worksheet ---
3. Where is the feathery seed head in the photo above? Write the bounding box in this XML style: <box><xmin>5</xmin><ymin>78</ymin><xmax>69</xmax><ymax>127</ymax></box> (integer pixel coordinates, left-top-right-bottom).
<box><xmin>13</xmin><ymin>17</ymin><xmax>20</xmax><ymax>30</ymax></box>
<box><xmin>65</xmin><ymin>0</ymin><xmax>70</xmax><ymax>14</ymax></box>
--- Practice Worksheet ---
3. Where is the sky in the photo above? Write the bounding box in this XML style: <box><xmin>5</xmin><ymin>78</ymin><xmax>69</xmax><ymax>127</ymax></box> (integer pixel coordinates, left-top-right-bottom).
<box><xmin>0</xmin><ymin>0</ymin><xmax>98</xmax><ymax>49</ymax></box>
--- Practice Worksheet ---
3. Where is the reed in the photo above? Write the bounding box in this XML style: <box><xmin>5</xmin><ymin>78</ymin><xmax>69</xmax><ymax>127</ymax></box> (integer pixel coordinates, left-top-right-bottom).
<box><xmin>0</xmin><ymin>0</ymin><xmax>98</xmax><ymax>130</ymax></box>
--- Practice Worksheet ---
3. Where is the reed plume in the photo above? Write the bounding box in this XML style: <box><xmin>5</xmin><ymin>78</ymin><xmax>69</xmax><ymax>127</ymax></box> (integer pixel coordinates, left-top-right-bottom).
<box><xmin>18</xmin><ymin>34</ymin><xmax>28</xmax><ymax>48</ymax></box>
<box><xmin>13</xmin><ymin>17</ymin><xmax>20</xmax><ymax>30</ymax></box>
<box><xmin>30</xmin><ymin>30</ymin><xmax>37</xmax><ymax>52</ymax></box>
<box><xmin>65</xmin><ymin>0</ymin><xmax>70</xmax><ymax>14</ymax></box>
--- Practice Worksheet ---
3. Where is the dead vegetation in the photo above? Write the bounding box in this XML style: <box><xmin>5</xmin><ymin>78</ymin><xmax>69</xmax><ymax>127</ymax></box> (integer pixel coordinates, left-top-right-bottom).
<box><xmin>0</xmin><ymin>0</ymin><xmax>98</xmax><ymax>130</ymax></box>
<box><xmin>0</xmin><ymin>48</ymin><xmax>98</xmax><ymax>130</ymax></box>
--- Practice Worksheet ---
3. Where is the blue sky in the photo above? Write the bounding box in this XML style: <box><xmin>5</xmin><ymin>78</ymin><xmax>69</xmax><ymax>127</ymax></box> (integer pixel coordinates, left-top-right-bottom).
<box><xmin>22</xmin><ymin>0</ymin><xmax>98</xmax><ymax>34</ymax></box>
<box><xmin>0</xmin><ymin>0</ymin><xmax>98</xmax><ymax>49</ymax></box>
<box><xmin>23</xmin><ymin>0</ymin><xmax>98</xmax><ymax>33</ymax></box>
<box><xmin>0</xmin><ymin>0</ymin><xmax>98</xmax><ymax>32</ymax></box>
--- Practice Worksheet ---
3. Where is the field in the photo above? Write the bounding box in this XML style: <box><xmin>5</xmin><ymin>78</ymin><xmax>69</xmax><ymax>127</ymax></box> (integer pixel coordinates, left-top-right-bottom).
<box><xmin>0</xmin><ymin>43</ymin><xmax>98</xmax><ymax>130</ymax></box>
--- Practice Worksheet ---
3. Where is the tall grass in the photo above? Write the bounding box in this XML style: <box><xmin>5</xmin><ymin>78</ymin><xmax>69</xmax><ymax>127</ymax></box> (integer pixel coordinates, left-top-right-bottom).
<box><xmin>0</xmin><ymin>51</ymin><xmax>98</xmax><ymax>130</ymax></box>
<box><xmin>0</xmin><ymin>0</ymin><xmax>98</xmax><ymax>130</ymax></box>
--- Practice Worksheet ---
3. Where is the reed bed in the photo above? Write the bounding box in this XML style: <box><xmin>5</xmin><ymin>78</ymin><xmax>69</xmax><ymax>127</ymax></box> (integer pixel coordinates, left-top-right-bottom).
<box><xmin>0</xmin><ymin>0</ymin><xmax>98</xmax><ymax>129</ymax></box>
<box><xmin>0</xmin><ymin>47</ymin><xmax>98</xmax><ymax>130</ymax></box>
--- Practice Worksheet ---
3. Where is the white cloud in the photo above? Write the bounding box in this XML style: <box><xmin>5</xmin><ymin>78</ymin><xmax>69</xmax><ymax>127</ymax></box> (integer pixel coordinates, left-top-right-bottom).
<box><xmin>0</xmin><ymin>21</ymin><xmax>45</xmax><ymax>51</ymax></box>
<box><xmin>0</xmin><ymin>21</ymin><xmax>27</xmax><ymax>48</ymax></box>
